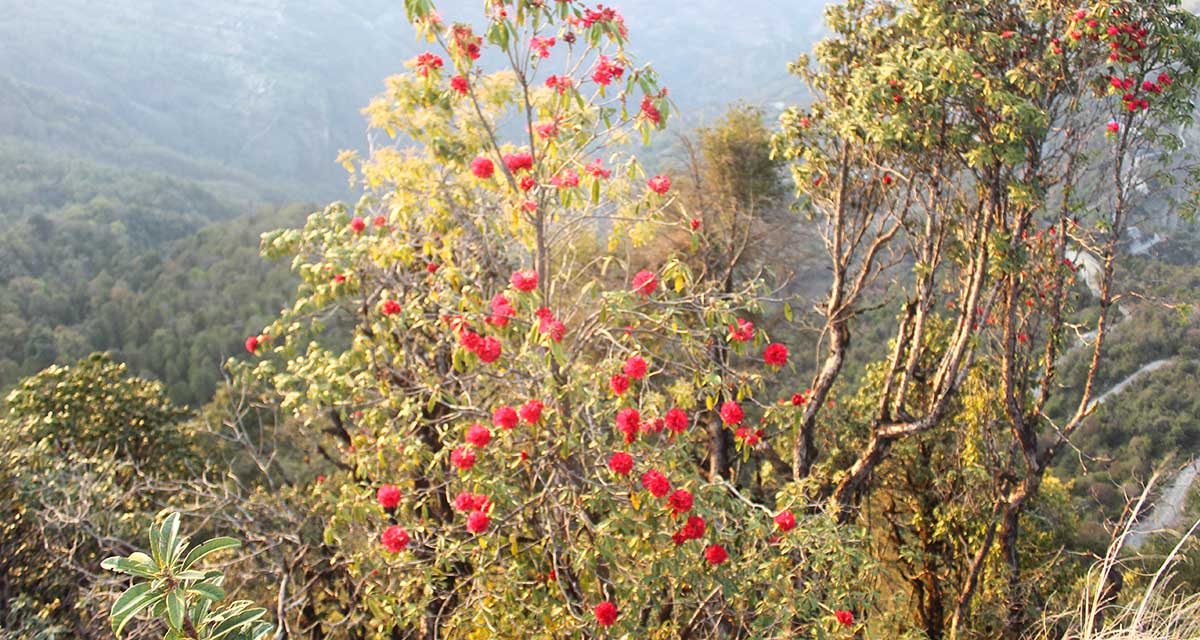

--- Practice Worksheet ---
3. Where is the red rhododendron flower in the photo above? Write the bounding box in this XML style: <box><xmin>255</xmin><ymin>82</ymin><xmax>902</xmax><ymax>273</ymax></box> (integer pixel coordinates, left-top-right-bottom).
<box><xmin>835</xmin><ymin>610</ymin><xmax>854</xmax><ymax>626</ymax></box>
<box><xmin>487</xmin><ymin>294</ymin><xmax>514</xmax><ymax>326</ymax></box>
<box><xmin>735</xmin><ymin>426</ymin><xmax>762</xmax><ymax>446</ymax></box>
<box><xmin>704</xmin><ymin>544</ymin><xmax>728</xmax><ymax>565</ymax></box>
<box><xmin>450</xmin><ymin>75</ymin><xmax>469</xmax><ymax>95</ymax></box>
<box><xmin>594</xmin><ymin>601</ymin><xmax>618</xmax><ymax>627</ymax></box>
<box><xmin>414</xmin><ymin>52</ymin><xmax>444</xmax><ymax>77</ymax></box>
<box><xmin>774</xmin><ymin>510</ymin><xmax>796</xmax><ymax>532</ymax></box>
<box><xmin>623</xmin><ymin>355</ymin><xmax>648</xmax><ymax>380</ymax></box>
<box><xmin>380</xmin><ymin>525</ymin><xmax>410</xmax><ymax>552</ymax></box>
<box><xmin>535</xmin><ymin>121</ymin><xmax>559</xmax><ymax>139</ymax></box>
<box><xmin>460</xmin><ymin>330</ymin><xmax>483</xmax><ymax>353</ymax></box>
<box><xmin>477</xmin><ymin>336</ymin><xmax>502</xmax><ymax>363</ymax></box>
<box><xmin>381</xmin><ymin>299</ymin><xmax>402</xmax><ymax>315</ymax></box>
<box><xmin>493</xmin><ymin>406</ymin><xmax>518</xmax><ymax>430</ymax></box>
<box><xmin>373</xmin><ymin>215</ymin><xmax>387</xmax><ymax>227</ymax></box>
<box><xmin>610</xmin><ymin>373</ymin><xmax>630</xmax><ymax>396</ymax></box>
<box><xmin>667</xmin><ymin>489</ymin><xmax>693</xmax><ymax>515</ymax></box>
<box><xmin>503</xmin><ymin>151</ymin><xmax>534</xmax><ymax>173</ymax></box>
<box><xmin>640</xmin><ymin>95</ymin><xmax>662</xmax><ymax>125</ymax></box>
<box><xmin>545</xmin><ymin>74</ymin><xmax>574</xmax><ymax>94</ymax></box>
<box><xmin>647</xmin><ymin>175</ymin><xmax>671</xmax><ymax>194</ymax></box>
<box><xmin>641</xmin><ymin>469</ymin><xmax>671</xmax><ymax>497</ymax></box>
<box><xmin>470</xmin><ymin>156</ymin><xmax>495</xmax><ymax>179</ymax></box>
<box><xmin>244</xmin><ymin>335</ymin><xmax>260</xmax><ymax>353</ymax></box>
<box><xmin>333</xmin><ymin>273</ymin><xmax>346</xmax><ymax>283</ymax></box>
<box><xmin>466</xmin><ymin>510</ymin><xmax>490</xmax><ymax>533</ymax></box>
<box><xmin>426</xmin><ymin>263</ymin><xmax>439</xmax><ymax>273</ymax></box>
<box><xmin>608</xmin><ymin>451</ymin><xmax>634</xmax><ymax>475</ymax></box>
<box><xmin>632</xmin><ymin>270</ymin><xmax>657</xmax><ymax>296</ymax></box>
<box><xmin>466</xmin><ymin>423</ymin><xmax>492</xmax><ymax>448</ymax></box>
<box><xmin>449</xmin><ymin>25</ymin><xmax>481</xmax><ymax>60</ymax></box>
<box><xmin>764</xmin><ymin>343</ymin><xmax>788</xmax><ymax>367</ymax></box>
<box><xmin>519</xmin><ymin>176</ymin><xmax>536</xmax><ymax>191</ymax></box>
<box><xmin>535</xmin><ymin>307</ymin><xmax>566</xmax><ymax>342</ymax></box>
<box><xmin>551</xmin><ymin>168</ymin><xmax>580</xmax><ymax>188</ymax></box>
<box><xmin>883</xmin><ymin>173</ymin><xmax>893</xmax><ymax>185</ymax></box>
<box><xmin>584</xmin><ymin>158</ymin><xmax>611</xmax><ymax>179</ymax></box>
<box><xmin>581</xmin><ymin>5</ymin><xmax>625</xmax><ymax>30</ymax></box>
<box><xmin>665</xmin><ymin>408</ymin><xmax>688</xmax><ymax>434</ymax></box>
<box><xmin>511</xmin><ymin>270</ymin><xmax>539</xmax><ymax>292</ymax></box>
<box><xmin>791</xmin><ymin>393</ymin><xmax>807</xmax><ymax>406</ymax></box>
<box><xmin>616</xmin><ymin>407</ymin><xmax>641</xmax><ymax>443</ymax></box>
<box><xmin>719</xmin><ymin>400</ymin><xmax>744</xmax><ymax>426</ymax></box>
<box><xmin>681</xmin><ymin>515</ymin><xmax>706</xmax><ymax>540</ymax></box>
<box><xmin>450</xmin><ymin>446</ymin><xmax>476</xmax><ymax>471</ymax></box>
<box><xmin>454</xmin><ymin>491</ymin><xmax>480</xmax><ymax>512</ymax></box>
<box><xmin>729</xmin><ymin>318</ymin><xmax>753</xmax><ymax>342</ymax></box>
<box><xmin>519</xmin><ymin>400</ymin><xmax>544</xmax><ymax>424</ymax></box>
<box><xmin>591</xmin><ymin>55</ymin><xmax>624</xmax><ymax>86</ymax></box>
<box><xmin>1107</xmin><ymin>121</ymin><xmax>1120</xmax><ymax>133</ymax></box>
<box><xmin>543</xmin><ymin>318</ymin><xmax>566</xmax><ymax>342</ymax></box>
<box><xmin>376</xmin><ymin>484</ymin><xmax>402</xmax><ymax>509</ymax></box>
<box><xmin>530</xmin><ymin>35</ymin><xmax>556</xmax><ymax>58</ymax></box>
<box><xmin>350</xmin><ymin>217</ymin><xmax>366</xmax><ymax>233</ymax></box>
<box><xmin>644</xmin><ymin>417</ymin><xmax>665</xmax><ymax>434</ymax></box>
<box><xmin>690</xmin><ymin>218</ymin><xmax>701</xmax><ymax>230</ymax></box>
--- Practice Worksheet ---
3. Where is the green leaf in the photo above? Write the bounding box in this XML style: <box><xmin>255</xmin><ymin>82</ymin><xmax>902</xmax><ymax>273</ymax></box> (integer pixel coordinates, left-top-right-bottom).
<box><xmin>183</xmin><ymin>537</ymin><xmax>241</xmax><ymax>570</ymax></box>
<box><xmin>210</xmin><ymin>607</ymin><xmax>269</xmax><ymax>639</ymax></box>
<box><xmin>110</xmin><ymin>582</ymin><xmax>158</xmax><ymax>637</ymax></box>
<box><xmin>101</xmin><ymin>556</ymin><xmax>156</xmax><ymax>577</ymax></box>
<box><xmin>158</xmin><ymin>513</ymin><xmax>181</xmax><ymax>568</ymax></box>
<box><xmin>148</xmin><ymin>520</ymin><xmax>163</xmax><ymax>566</ymax></box>
<box><xmin>189</xmin><ymin>582</ymin><xmax>226</xmax><ymax>601</ymax></box>
<box><xmin>166</xmin><ymin>589</ymin><xmax>185</xmax><ymax>630</ymax></box>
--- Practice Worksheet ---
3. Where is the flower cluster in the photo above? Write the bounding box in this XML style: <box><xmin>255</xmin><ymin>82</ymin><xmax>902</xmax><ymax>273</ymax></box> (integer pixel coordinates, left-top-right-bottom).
<box><xmin>535</xmin><ymin>307</ymin><xmax>566</xmax><ymax>342</ymax></box>
<box><xmin>450</xmin><ymin>25</ymin><xmax>482</xmax><ymax>62</ymax></box>
<box><xmin>530</xmin><ymin>35</ymin><xmax>556</xmax><ymax>58</ymax></box>
<box><xmin>413</xmin><ymin>51</ymin><xmax>444</xmax><ymax>77</ymax></box>
<box><xmin>632</xmin><ymin>269</ymin><xmax>658</xmax><ymax>295</ymax></box>
<box><xmin>457</xmin><ymin>326</ymin><xmax>502</xmax><ymax>363</ymax></box>
<box><xmin>591</xmin><ymin>55</ymin><xmax>624</xmax><ymax>86</ymax></box>
<box><xmin>729</xmin><ymin>318</ymin><xmax>753</xmax><ymax>342</ymax></box>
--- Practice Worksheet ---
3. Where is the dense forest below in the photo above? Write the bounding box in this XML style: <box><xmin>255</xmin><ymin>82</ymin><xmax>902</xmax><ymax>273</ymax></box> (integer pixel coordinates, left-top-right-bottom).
<box><xmin>0</xmin><ymin>143</ymin><xmax>304</xmax><ymax>404</ymax></box>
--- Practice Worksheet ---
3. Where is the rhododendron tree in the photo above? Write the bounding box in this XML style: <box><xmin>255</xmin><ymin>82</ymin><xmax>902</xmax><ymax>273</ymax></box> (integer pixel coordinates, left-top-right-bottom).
<box><xmin>244</xmin><ymin>0</ymin><xmax>870</xmax><ymax>636</ymax></box>
<box><xmin>225</xmin><ymin>0</ymin><xmax>1200</xmax><ymax>637</ymax></box>
<box><xmin>774</xmin><ymin>0</ymin><xmax>1200</xmax><ymax>636</ymax></box>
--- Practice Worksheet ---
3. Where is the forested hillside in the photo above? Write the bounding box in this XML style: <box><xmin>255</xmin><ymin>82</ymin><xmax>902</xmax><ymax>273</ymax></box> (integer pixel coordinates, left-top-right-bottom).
<box><xmin>0</xmin><ymin>143</ymin><xmax>303</xmax><ymax>404</ymax></box>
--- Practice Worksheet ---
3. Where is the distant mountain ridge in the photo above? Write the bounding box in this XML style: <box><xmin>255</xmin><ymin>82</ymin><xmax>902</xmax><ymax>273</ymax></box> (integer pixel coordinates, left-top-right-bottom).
<box><xmin>0</xmin><ymin>0</ymin><xmax>824</xmax><ymax>198</ymax></box>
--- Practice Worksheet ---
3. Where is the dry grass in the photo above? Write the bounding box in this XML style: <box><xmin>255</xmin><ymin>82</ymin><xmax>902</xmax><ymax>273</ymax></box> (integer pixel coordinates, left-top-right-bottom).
<box><xmin>1035</xmin><ymin>474</ymin><xmax>1200</xmax><ymax>640</ymax></box>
